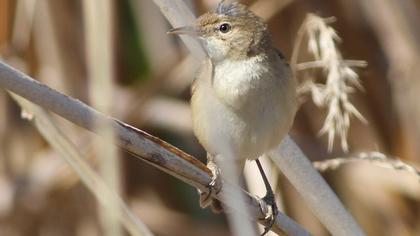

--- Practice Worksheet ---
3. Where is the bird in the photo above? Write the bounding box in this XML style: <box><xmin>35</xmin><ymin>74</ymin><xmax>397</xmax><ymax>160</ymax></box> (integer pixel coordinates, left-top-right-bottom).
<box><xmin>168</xmin><ymin>1</ymin><xmax>297</xmax><ymax>235</ymax></box>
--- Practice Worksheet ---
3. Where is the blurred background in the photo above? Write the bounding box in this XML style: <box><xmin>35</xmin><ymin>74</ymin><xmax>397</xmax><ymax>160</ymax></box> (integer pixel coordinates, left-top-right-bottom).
<box><xmin>0</xmin><ymin>0</ymin><xmax>419</xmax><ymax>235</ymax></box>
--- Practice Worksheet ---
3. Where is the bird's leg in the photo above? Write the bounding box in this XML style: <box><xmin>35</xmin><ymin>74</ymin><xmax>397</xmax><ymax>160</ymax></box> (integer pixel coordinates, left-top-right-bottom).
<box><xmin>255</xmin><ymin>158</ymin><xmax>278</xmax><ymax>236</ymax></box>
<box><xmin>198</xmin><ymin>154</ymin><xmax>223</xmax><ymax>212</ymax></box>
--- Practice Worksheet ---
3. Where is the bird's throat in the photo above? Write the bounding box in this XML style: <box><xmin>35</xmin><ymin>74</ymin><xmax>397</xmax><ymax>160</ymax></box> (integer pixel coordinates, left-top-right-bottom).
<box><xmin>212</xmin><ymin>55</ymin><xmax>271</xmax><ymax>109</ymax></box>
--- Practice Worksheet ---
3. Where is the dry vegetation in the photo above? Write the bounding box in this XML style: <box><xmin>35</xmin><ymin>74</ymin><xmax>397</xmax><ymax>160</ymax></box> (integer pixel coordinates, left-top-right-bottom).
<box><xmin>0</xmin><ymin>0</ymin><xmax>419</xmax><ymax>235</ymax></box>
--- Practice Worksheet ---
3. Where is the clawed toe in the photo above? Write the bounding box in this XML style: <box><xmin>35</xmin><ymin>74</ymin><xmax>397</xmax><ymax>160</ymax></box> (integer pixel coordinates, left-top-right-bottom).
<box><xmin>259</xmin><ymin>192</ymin><xmax>279</xmax><ymax>236</ymax></box>
<box><xmin>198</xmin><ymin>160</ymin><xmax>222</xmax><ymax>210</ymax></box>
<box><xmin>198</xmin><ymin>186</ymin><xmax>215</xmax><ymax>208</ymax></box>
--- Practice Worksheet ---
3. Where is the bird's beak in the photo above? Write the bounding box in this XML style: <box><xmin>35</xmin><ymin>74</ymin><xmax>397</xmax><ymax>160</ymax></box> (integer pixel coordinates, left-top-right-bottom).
<box><xmin>167</xmin><ymin>26</ymin><xmax>200</xmax><ymax>36</ymax></box>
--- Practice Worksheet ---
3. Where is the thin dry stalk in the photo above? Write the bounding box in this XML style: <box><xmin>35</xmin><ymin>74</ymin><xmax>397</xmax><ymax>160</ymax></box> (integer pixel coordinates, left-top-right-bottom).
<box><xmin>249</xmin><ymin>0</ymin><xmax>294</xmax><ymax>21</ymax></box>
<box><xmin>11</xmin><ymin>0</ymin><xmax>37</xmax><ymax>51</ymax></box>
<box><xmin>129</xmin><ymin>0</ymin><xmax>177</xmax><ymax>72</ymax></box>
<box><xmin>357</xmin><ymin>0</ymin><xmax>420</xmax><ymax>159</ymax></box>
<box><xmin>152</xmin><ymin>0</ymin><xmax>205</xmax><ymax>60</ymax></box>
<box><xmin>313</xmin><ymin>152</ymin><xmax>420</xmax><ymax>179</ymax></box>
<box><xmin>10</xmin><ymin>92</ymin><xmax>152</xmax><ymax>236</ymax></box>
<box><xmin>270</xmin><ymin>136</ymin><xmax>365</xmax><ymax>236</ymax></box>
<box><xmin>217</xmin><ymin>155</ymin><xmax>260</xmax><ymax>236</ymax></box>
<box><xmin>82</xmin><ymin>1</ymin><xmax>121</xmax><ymax>235</ymax></box>
<box><xmin>293</xmin><ymin>14</ymin><xmax>367</xmax><ymax>152</ymax></box>
<box><xmin>33</xmin><ymin>0</ymin><xmax>70</xmax><ymax>93</ymax></box>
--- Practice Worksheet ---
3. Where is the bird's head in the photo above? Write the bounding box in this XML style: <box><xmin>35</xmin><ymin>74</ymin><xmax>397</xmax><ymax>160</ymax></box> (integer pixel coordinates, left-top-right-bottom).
<box><xmin>168</xmin><ymin>1</ymin><xmax>270</xmax><ymax>62</ymax></box>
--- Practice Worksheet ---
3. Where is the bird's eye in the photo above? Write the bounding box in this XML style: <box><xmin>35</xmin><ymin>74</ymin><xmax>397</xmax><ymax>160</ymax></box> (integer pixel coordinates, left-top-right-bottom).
<box><xmin>219</xmin><ymin>23</ymin><xmax>231</xmax><ymax>33</ymax></box>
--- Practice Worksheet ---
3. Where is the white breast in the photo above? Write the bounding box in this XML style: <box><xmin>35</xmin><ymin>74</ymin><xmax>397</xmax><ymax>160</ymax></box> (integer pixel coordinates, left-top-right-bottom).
<box><xmin>212</xmin><ymin>56</ymin><xmax>269</xmax><ymax>109</ymax></box>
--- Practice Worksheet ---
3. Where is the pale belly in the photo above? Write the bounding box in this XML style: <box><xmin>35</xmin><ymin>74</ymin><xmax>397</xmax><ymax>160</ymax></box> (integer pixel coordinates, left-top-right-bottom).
<box><xmin>191</xmin><ymin>78</ymin><xmax>293</xmax><ymax>161</ymax></box>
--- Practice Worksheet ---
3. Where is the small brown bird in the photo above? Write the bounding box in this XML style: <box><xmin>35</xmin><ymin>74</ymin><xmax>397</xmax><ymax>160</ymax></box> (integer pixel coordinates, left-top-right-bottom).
<box><xmin>169</xmin><ymin>1</ymin><xmax>297</xmax><ymax>234</ymax></box>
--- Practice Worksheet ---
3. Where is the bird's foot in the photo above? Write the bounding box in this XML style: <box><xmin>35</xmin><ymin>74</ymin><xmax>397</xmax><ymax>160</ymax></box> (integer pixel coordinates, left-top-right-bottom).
<box><xmin>198</xmin><ymin>161</ymin><xmax>223</xmax><ymax>212</ymax></box>
<box><xmin>260</xmin><ymin>191</ymin><xmax>278</xmax><ymax>236</ymax></box>
<box><xmin>255</xmin><ymin>158</ymin><xmax>278</xmax><ymax>236</ymax></box>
